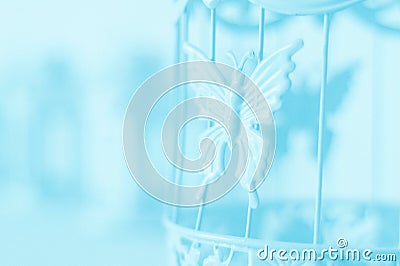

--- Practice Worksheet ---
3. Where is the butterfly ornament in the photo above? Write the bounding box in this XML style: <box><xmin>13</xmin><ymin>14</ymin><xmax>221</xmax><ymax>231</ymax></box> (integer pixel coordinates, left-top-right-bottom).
<box><xmin>198</xmin><ymin>40</ymin><xmax>303</xmax><ymax>210</ymax></box>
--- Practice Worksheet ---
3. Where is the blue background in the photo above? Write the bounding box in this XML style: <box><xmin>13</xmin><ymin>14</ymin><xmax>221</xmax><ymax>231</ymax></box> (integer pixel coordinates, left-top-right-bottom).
<box><xmin>0</xmin><ymin>0</ymin><xmax>399</xmax><ymax>265</ymax></box>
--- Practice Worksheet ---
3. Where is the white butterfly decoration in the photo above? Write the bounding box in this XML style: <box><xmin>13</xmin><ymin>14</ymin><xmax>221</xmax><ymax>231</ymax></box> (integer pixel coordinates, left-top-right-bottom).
<box><xmin>185</xmin><ymin>40</ymin><xmax>303</xmax><ymax>208</ymax></box>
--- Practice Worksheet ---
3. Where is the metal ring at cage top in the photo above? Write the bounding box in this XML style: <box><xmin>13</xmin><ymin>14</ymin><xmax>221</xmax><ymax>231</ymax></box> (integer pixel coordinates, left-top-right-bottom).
<box><xmin>215</xmin><ymin>0</ymin><xmax>285</xmax><ymax>29</ymax></box>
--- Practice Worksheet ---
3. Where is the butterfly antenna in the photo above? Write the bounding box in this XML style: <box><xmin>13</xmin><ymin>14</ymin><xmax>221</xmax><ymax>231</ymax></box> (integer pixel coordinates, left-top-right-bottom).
<box><xmin>239</xmin><ymin>50</ymin><xmax>256</xmax><ymax>71</ymax></box>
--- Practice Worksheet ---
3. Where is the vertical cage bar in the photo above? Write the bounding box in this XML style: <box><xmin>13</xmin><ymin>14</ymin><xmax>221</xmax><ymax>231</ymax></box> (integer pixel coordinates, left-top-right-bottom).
<box><xmin>313</xmin><ymin>13</ymin><xmax>331</xmax><ymax>245</ymax></box>
<box><xmin>195</xmin><ymin>203</ymin><xmax>204</xmax><ymax>230</ymax></box>
<box><xmin>210</xmin><ymin>8</ymin><xmax>217</xmax><ymax>61</ymax></box>
<box><xmin>398</xmin><ymin>211</ymin><xmax>400</xmax><ymax>266</ymax></box>
<box><xmin>258</xmin><ymin>7</ymin><xmax>266</xmax><ymax>62</ymax></box>
<box><xmin>245</xmin><ymin>203</ymin><xmax>253</xmax><ymax>265</ymax></box>
<box><xmin>182</xmin><ymin>7</ymin><xmax>189</xmax><ymax>61</ymax></box>
<box><xmin>195</xmin><ymin>5</ymin><xmax>218</xmax><ymax>230</ymax></box>
<box><xmin>171</xmin><ymin>5</ymin><xmax>189</xmax><ymax>223</ymax></box>
<box><xmin>175</xmin><ymin>18</ymin><xmax>182</xmax><ymax>63</ymax></box>
<box><xmin>171</xmin><ymin>14</ymin><xmax>183</xmax><ymax>223</ymax></box>
<box><xmin>245</xmin><ymin>204</ymin><xmax>252</xmax><ymax>238</ymax></box>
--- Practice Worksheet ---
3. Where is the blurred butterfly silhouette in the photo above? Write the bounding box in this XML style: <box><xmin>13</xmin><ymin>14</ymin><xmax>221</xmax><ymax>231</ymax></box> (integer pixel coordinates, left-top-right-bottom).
<box><xmin>352</xmin><ymin>0</ymin><xmax>400</xmax><ymax>34</ymax></box>
<box><xmin>275</xmin><ymin>64</ymin><xmax>356</xmax><ymax>160</ymax></box>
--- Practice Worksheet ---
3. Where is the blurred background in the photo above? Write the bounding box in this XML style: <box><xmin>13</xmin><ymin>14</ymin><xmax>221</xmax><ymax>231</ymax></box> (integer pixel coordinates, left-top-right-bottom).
<box><xmin>0</xmin><ymin>0</ymin><xmax>399</xmax><ymax>265</ymax></box>
<box><xmin>0</xmin><ymin>1</ymin><xmax>175</xmax><ymax>265</ymax></box>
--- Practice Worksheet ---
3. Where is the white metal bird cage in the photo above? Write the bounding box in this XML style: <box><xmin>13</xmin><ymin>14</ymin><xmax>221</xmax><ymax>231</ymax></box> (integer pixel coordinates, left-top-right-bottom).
<box><xmin>164</xmin><ymin>0</ymin><xmax>400</xmax><ymax>265</ymax></box>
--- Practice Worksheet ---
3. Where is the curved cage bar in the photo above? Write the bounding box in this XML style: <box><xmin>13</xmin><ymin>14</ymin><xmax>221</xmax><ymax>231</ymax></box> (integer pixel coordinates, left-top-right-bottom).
<box><xmin>166</xmin><ymin>201</ymin><xmax>400</xmax><ymax>265</ymax></box>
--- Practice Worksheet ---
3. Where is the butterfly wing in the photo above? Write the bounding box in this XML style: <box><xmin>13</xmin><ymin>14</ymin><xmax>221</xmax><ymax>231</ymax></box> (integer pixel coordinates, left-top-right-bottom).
<box><xmin>182</xmin><ymin>42</ymin><xmax>232</xmax><ymax>101</ymax></box>
<box><xmin>232</xmin><ymin>40</ymin><xmax>303</xmax><ymax>203</ymax></box>
<box><xmin>240</xmin><ymin>39</ymin><xmax>303</xmax><ymax>123</ymax></box>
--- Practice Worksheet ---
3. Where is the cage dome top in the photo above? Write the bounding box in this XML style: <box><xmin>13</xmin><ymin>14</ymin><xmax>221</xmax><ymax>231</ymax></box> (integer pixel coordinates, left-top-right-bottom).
<box><xmin>248</xmin><ymin>0</ymin><xmax>365</xmax><ymax>15</ymax></box>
